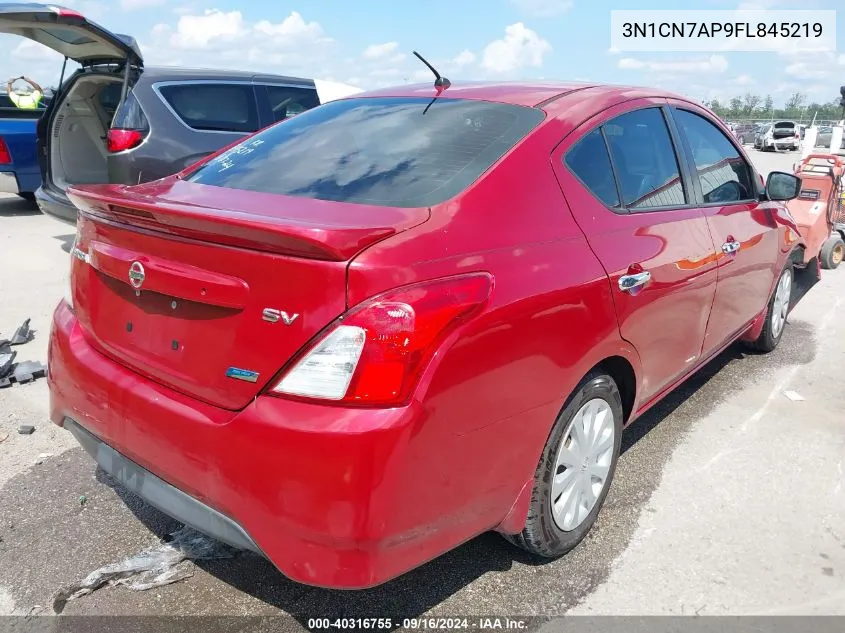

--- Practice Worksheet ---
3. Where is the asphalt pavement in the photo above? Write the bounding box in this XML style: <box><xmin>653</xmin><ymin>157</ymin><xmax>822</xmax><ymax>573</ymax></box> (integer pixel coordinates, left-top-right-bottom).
<box><xmin>0</xmin><ymin>148</ymin><xmax>843</xmax><ymax>625</ymax></box>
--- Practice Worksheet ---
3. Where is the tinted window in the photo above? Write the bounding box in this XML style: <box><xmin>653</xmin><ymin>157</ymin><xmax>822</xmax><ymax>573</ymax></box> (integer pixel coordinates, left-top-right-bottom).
<box><xmin>111</xmin><ymin>91</ymin><xmax>149</xmax><ymax>130</ymax></box>
<box><xmin>265</xmin><ymin>85</ymin><xmax>319</xmax><ymax>122</ymax></box>
<box><xmin>187</xmin><ymin>97</ymin><xmax>545</xmax><ymax>208</ymax></box>
<box><xmin>158</xmin><ymin>83</ymin><xmax>259</xmax><ymax>133</ymax></box>
<box><xmin>604</xmin><ymin>108</ymin><xmax>686</xmax><ymax>209</ymax></box>
<box><xmin>674</xmin><ymin>110</ymin><xmax>754</xmax><ymax>204</ymax></box>
<box><xmin>565</xmin><ymin>129</ymin><xmax>619</xmax><ymax>207</ymax></box>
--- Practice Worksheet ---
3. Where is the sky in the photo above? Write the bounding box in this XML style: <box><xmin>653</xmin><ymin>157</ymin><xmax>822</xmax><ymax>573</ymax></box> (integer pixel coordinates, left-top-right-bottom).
<box><xmin>2</xmin><ymin>0</ymin><xmax>844</xmax><ymax>108</ymax></box>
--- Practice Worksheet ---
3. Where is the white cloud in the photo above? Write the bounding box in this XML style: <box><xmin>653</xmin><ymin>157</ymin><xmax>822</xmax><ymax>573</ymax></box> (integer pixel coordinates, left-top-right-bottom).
<box><xmin>607</xmin><ymin>47</ymin><xmax>620</xmax><ymax>55</ymax></box>
<box><xmin>255</xmin><ymin>12</ymin><xmax>325</xmax><ymax>39</ymax></box>
<box><xmin>11</xmin><ymin>39</ymin><xmax>64</xmax><ymax>62</ymax></box>
<box><xmin>839</xmin><ymin>54</ymin><xmax>845</xmax><ymax>66</ymax></box>
<box><xmin>452</xmin><ymin>50</ymin><xmax>476</xmax><ymax>67</ymax></box>
<box><xmin>481</xmin><ymin>23</ymin><xmax>551</xmax><ymax>74</ymax></box>
<box><xmin>120</xmin><ymin>0</ymin><xmax>165</xmax><ymax>10</ymax></box>
<box><xmin>785</xmin><ymin>62</ymin><xmax>829</xmax><ymax>80</ymax></box>
<box><xmin>618</xmin><ymin>55</ymin><xmax>729</xmax><ymax>74</ymax></box>
<box><xmin>510</xmin><ymin>0</ymin><xmax>573</xmax><ymax>17</ymax></box>
<box><xmin>145</xmin><ymin>9</ymin><xmax>342</xmax><ymax>81</ymax></box>
<box><xmin>732</xmin><ymin>74</ymin><xmax>755</xmax><ymax>86</ymax></box>
<box><xmin>362</xmin><ymin>42</ymin><xmax>399</xmax><ymax>60</ymax></box>
<box><xmin>164</xmin><ymin>9</ymin><xmax>245</xmax><ymax>48</ymax></box>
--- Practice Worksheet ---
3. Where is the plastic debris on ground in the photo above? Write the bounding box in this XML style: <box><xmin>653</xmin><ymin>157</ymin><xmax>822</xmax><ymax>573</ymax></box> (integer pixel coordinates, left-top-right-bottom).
<box><xmin>784</xmin><ymin>390</ymin><xmax>806</xmax><ymax>402</ymax></box>
<box><xmin>17</xmin><ymin>425</ymin><xmax>35</xmax><ymax>435</ymax></box>
<box><xmin>0</xmin><ymin>432</ymin><xmax>8</xmax><ymax>444</ymax></box>
<box><xmin>0</xmin><ymin>318</ymin><xmax>46</xmax><ymax>389</ymax></box>
<box><xmin>51</xmin><ymin>526</ymin><xmax>236</xmax><ymax>613</ymax></box>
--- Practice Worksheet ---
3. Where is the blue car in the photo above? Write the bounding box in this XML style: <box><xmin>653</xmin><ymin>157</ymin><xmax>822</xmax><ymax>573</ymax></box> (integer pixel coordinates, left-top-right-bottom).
<box><xmin>0</xmin><ymin>92</ymin><xmax>50</xmax><ymax>200</ymax></box>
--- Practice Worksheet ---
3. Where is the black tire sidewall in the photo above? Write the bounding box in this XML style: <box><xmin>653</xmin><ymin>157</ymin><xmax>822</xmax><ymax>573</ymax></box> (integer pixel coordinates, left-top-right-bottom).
<box><xmin>821</xmin><ymin>238</ymin><xmax>845</xmax><ymax>270</ymax></box>
<box><xmin>527</xmin><ymin>373</ymin><xmax>624</xmax><ymax>557</ymax></box>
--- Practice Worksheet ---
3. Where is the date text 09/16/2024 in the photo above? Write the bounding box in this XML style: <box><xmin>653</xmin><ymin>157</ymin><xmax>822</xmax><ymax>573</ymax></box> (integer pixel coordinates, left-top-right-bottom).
<box><xmin>306</xmin><ymin>618</ymin><xmax>529</xmax><ymax>630</ymax></box>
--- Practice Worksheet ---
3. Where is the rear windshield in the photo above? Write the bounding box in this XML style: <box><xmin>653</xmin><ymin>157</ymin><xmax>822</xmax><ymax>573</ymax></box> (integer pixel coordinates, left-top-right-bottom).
<box><xmin>186</xmin><ymin>96</ymin><xmax>545</xmax><ymax>208</ymax></box>
<box><xmin>774</xmin><ymin>122</ymin><xmax>795</xmax><ymax>129</ymax></box>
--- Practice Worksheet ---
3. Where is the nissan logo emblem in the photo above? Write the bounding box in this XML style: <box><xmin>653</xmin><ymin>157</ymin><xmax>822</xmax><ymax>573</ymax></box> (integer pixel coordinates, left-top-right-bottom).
<box><xmin>128</xmin><ymin>261</ymin><xmax>145</xmax><ymax>289</ymax></box>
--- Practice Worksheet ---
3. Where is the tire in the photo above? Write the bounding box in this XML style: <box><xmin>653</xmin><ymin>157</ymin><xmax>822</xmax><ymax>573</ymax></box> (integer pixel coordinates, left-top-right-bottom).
<box><xmin>17</xmin><ymin>192</ymin><xmax>35</xmax><ymax>202</ymax></box>
<box><xmin>746</xmin><ymin>262</ymin><xmax>793</xmax><ymax>353</ymax></box>
<box><xmin>820</xmin><ymin>236</ymin><xmax>845</xmax><ymax>270</ymax></box>
<box><xmin>506</xmin><ymin>371</ymin><xmax>623</xmax><ymax>558</ymax></box>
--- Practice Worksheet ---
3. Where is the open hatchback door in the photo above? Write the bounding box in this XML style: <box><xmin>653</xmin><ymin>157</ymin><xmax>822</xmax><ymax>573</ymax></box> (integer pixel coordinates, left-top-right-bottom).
<box><xmin>0</xmin><ymin>3</ymin><xmax>142</xmax><ymax>66</ymax></box>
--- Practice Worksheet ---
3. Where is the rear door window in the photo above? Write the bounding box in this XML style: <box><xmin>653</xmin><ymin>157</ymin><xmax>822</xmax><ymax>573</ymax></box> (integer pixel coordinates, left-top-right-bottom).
<box><xmin>603</xmin><ymin>108</ymin><xmax>687</xmax><ymax>210</ymax></box>
<box><xmin>186</xmin><ymin>96</ymin><xmax>545</xmax><ymax>208</ymax></box>
<box><xmin>157</xmin><ymin>83</ymin><xmax>260</xmax><ymax>133</ymax></box>
<box><xmin>263</xmin><ymin>85</ymin><xmax>320</xmax><ymax>122</ymax></box>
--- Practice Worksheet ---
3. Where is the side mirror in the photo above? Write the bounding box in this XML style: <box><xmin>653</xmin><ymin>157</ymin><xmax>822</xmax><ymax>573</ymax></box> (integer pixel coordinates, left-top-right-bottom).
<box><xmin>765</xmin><ymin>171</ymin><xmax>801</xmax><ymax>201</ymax></box>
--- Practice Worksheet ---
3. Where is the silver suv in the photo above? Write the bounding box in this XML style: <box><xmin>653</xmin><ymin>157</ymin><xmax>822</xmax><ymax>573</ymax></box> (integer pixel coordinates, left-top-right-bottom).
<box><xmin>0</xmin><ymin>3</ymin><xmax>360</xmax><ymax>224</ymax></box>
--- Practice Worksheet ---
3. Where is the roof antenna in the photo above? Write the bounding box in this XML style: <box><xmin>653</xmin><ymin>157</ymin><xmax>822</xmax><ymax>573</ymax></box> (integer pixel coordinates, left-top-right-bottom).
<box><xmin>413</xmin><ymin>51</ymin><xmax>451</xmax><ymax>91</ymax></box>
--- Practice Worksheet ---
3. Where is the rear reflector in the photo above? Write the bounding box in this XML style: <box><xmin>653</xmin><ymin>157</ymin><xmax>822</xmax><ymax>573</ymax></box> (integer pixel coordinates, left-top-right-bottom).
<box><xmin>271</xmin><ymin>273</ymin><xmax>494</xmax><ymax>406</ymax></box>
<box><xmin>107</xmin><ymin>129</ymin><xmax>145</xmax><ymax>153</ymax></box>
<box><xmin>0</xmin><ymin>137</ymin><xmax>11</xmax><ymax>164</ymax></box>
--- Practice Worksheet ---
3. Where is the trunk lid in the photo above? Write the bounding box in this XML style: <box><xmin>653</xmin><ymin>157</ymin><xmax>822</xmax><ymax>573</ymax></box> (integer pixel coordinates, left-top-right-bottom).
<box><xmin>772</xmin><ymin>123</ymin><xmax>796</xmax><ymax>139</ymax></box>
<box><xmin>0</xmin><ymin>3</ymin><xmax>142</xmax><ymax>65</ymax></box>
<box><xmin>67</xmin><ymin>178</ymin><xmax>430</xmax><ymax>410</ymax></box>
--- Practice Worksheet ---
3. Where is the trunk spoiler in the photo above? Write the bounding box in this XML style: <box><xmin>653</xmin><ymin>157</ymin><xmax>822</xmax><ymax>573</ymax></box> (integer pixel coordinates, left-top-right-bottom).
<box><xmin>67</xmin><ymin>183</ymin><xmax>431</xmax><ymax>262</ymax></box>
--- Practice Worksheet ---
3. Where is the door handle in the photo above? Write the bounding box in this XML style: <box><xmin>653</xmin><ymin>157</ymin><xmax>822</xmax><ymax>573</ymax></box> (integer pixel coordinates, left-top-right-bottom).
<box><xmin>618</xmin><ymin>271</ymin><xmax>652</xmax><ymax>292</ymax></box>
<box><xmin>722</xmin><ymin>240</ymin><xmax>741</xmax><ymax>254</ymax></box>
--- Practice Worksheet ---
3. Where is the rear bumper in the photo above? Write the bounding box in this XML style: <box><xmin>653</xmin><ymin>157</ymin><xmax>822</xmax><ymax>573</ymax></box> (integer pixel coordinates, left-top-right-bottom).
<box><xmin>48</xmin><ymin>301</ymin><xmax>524</xmax><ymax>588</ymax></box>
<box><xmin>0</xmin><ymin>171</ymin><xmax>19</xmax><ymax>194</ymax></box>
<box><xmin>35</xmin><ymin>185</ymin><xmax>77</xmax><ymax>225</ymax></box>
<box><xmin>64</xmin><ymin>417</ymin><xmax>261</xmax><ymax>553</ymax></box>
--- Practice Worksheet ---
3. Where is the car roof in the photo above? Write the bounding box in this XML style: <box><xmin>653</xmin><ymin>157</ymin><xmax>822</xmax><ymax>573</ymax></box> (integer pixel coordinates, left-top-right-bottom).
<box><xmin>140</xmin><ymin>66</ymin><xmax>316</xmax><ymax>86</ymax></box>
<box><xmin>351</xmin><ymin>80</ymin><xmax>701</xmax><ymax>109</ymax></box>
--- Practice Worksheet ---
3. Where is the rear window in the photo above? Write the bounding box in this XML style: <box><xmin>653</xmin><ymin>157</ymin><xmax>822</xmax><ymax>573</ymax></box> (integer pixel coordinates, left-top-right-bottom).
<box><xmin>0</xmin><ymin>93</ymin><xmax>49</xmax><ymax>118</ymax></box>
<box><xmin>157</xmin><ymin>83</ymin><xmax>259</xmax><ymax>133</ymax></box>
<box><xmin>186</xmin><ymin>97</ymin><xmax>545</xmax><ymax>208</ymax></box>
<box><xmin>774</xmin><ymin>122</ymin><xmax>795</xmax><ymax>129</ymax></box>
<box><xmin>111</xmin><ymin>91</ymin><xmax>149</xmax><ymax>130</ymax></box>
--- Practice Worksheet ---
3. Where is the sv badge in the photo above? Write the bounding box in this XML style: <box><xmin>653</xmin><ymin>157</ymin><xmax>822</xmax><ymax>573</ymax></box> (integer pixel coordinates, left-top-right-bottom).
<box><xmin>262</xmin><ymin>308</ymin><xmax>300</xmax><ymax>325</ymax></box>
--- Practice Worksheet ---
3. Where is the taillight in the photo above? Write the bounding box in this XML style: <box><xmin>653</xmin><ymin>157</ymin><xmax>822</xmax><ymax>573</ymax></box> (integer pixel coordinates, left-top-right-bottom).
<box><xmin>107</xmin><ymin>129</ymin><xmax>145</xmax><ymax>153</ymax></box>
<box><xmin>0</xmin><ymin>137</ymin><xmax>11</xmax><ymax>164</ymax></box>
<box><xmin>64</xmin><ymin>223</ymin><xmax>87</xmax><ymax>312</ymax></box>
<box><xmin>270</xmin><ymin>273</ymin><xmax>494</xmax><ymax>406</ymax></box>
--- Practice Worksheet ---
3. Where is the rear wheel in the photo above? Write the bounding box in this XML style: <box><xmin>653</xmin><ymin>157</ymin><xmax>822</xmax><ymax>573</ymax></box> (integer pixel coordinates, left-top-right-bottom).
<box><xmin>746</xmin><ymin>262</ymin><xmax>793</xmax><ymax>353</ymax></box>
<box><xmin>506</xmin><ymin>372</ymin><xmax>623</xmax><ymax>558</ymax></box>
<box><xmin>820</xmin><ymin>236</ymin><xmax>845</xmax><ymax>270</ymax></box>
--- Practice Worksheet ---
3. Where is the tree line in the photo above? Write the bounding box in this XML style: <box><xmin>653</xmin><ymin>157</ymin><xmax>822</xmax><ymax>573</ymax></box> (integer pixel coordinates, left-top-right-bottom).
<box><xmin>703</xmin><ymin>91</ymin><xmax>843</xmax><ymax>122</ymax></box>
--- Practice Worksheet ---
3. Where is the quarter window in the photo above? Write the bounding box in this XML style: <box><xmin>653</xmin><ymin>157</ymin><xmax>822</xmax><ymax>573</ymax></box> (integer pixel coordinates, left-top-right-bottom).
<box><xmin>674</xmin><ymin>109</ymin><xmax>754</xmax><ymax>203</ymax></box>
<box><xmin>265</xmin><ymin>85</ymin><xmax>320</xmax><ymax>122</ymax></box>
<box><xmin>158</xmin><ymin>83</ymin><xmax>260</xmax><ymax>133</ymax></box>
<box><xmin>604</xmin><ymin>108</ymin><xmax>686</xmax><ymax>210</ymax></box>
<box><xmin>565</xmin><ymin>129</ymin><xmax>619</xmax><ymax>207</ymax></box>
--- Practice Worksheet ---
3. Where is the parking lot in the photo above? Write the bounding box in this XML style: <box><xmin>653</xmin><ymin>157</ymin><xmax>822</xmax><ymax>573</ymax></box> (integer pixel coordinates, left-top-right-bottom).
<box><xmin>1</xmin><ymin>149</ymin><xmax>844</xmax><ymax>622</ymax></box>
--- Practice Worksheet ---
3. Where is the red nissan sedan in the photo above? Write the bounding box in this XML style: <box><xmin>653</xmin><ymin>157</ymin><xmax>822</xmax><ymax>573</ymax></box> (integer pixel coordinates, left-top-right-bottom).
<box><xmin>48</xmin><ymin>80</ymin><xmax>807</xmax><ymax>589</ymax></box>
